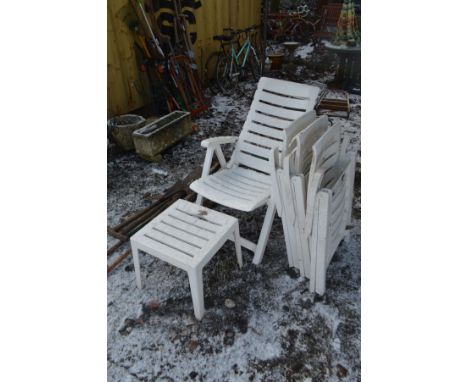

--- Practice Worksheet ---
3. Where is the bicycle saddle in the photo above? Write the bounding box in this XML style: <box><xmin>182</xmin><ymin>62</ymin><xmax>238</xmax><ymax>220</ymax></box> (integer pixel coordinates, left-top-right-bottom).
<box><xmin>213</xmin><ymin>34</ymin><xmax>233</xmax><ymax>42</ymax></box>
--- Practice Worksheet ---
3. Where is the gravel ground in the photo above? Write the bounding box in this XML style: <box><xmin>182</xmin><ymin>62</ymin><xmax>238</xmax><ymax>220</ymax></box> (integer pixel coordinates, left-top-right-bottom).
<box><xmin>108</xmin><ymin>46</ymin><xmax>361</xmax><ymax>382</ymax></box>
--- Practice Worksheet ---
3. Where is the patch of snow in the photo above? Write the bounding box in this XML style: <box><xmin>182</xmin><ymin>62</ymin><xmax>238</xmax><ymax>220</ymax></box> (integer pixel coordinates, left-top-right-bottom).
<box><xmin>211</xmin><ymin>95</ymin><xmax>237</xmax><ymax>115</ymax></box>
<box><xmin>151</xmin><ymin>167</ymin><xmax>168</xmax><ymax>176</ymax></box>
<box><xmin>314</xmin><ymin>302</ymin><xmax>341</xmax><ymax>337</ymax></box>
<box><xmin>295</xmin><ymin>43</ymin><xmax>315</xmax><ymax>59</ymax></box>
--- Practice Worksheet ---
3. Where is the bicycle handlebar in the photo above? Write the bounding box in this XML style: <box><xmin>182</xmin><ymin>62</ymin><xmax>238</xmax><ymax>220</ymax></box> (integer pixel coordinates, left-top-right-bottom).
<box><xmin>222</xmin><ymin>25</ymin><xmax>261</xmax><ymax>35</ymax></box>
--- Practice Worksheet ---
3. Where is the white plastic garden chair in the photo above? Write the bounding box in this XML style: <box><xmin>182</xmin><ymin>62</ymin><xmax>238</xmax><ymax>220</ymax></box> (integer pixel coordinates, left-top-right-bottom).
<box><xmin>301</xmin><ymin>132</ymin><xmax>356</xmax><ymax>294</ymax></box>
<box><xmin>270</xmin><ymin>115</ymin><xmax>330</xmax><ymax>273</ymax></box>
<box><xmin>288</xmin><ymin>118</ymin><xmax>341</xmax><ymax>278</ymax></box>
<box><xmin>279</xmin><ymin>122</ymin><xmax>355</xmax><ymax>293</ymax></box>
<box><xmin>190</xmin><ymin>77</ymin><xmax>323</xmax><ymax>264</ymax></box>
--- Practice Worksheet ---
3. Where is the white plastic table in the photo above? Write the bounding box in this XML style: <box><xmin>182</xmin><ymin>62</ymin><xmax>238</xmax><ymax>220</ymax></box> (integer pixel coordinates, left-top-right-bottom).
<box><xmin>130</xmin><ymin>199</ymin><xmax>242</xmax><ymax>320</ymax></box>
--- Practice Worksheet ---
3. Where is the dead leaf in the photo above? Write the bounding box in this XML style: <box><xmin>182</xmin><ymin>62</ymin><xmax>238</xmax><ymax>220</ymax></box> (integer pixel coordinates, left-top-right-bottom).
<box><xmin>147</xmin><ymin>300</ymin><xmax>160</xmax><ymax>311</ymax></box>
<box><xmin>187</xmin><ymin>340</ymin><xmax>198</xmax><ymax>352</ymax></box>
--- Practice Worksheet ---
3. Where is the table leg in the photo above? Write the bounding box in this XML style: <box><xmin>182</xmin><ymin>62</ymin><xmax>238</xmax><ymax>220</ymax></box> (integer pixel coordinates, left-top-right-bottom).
<box><xmin>188</xmin><ymin>267</ymin><xmax>205</xmax><ymax>320</ymax></box>
<box><xmin>131</xmin><ymin>243</ymin><xmax>142</xmax><ymax>289</ymax></box>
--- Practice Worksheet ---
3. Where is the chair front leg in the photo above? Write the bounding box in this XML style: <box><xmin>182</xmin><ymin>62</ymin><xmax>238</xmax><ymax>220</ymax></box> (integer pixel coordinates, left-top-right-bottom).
<box><xmin>252</xmin><ymin>199</ymin><xmax>277</xmax><ymax>265</ymax></box>
<box><xmin>201</xmin><ymin>147</ymin><xmax>215</xmax><ymax>178</ymax></box>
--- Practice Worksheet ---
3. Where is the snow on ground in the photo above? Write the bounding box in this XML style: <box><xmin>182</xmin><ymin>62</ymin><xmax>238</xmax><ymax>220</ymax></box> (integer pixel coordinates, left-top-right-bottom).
<box><xmin>108</xmin><ymin>46</ymin><xmax>361</xmax><ymax>382</ymax></box>
<box><xmin>295</xmin><ymin>43</ymin><xmax>315</xmax><ymax>59</ymax></box>
<box><xmin>266</xmin><ymin>42</ymin><xmax>314</xmax><ymax>60</ymax></box>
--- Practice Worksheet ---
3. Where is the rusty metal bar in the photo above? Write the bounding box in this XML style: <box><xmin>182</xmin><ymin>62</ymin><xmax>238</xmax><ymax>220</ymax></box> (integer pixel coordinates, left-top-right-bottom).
<box><xmin>107</xmin><ymin>239</ymin><xmax>126</xmax><ymax>257</ymax></box>
<box><xmin>107</xmin><ymin>227</ymin><xmax>128</xmax><ymax>241</ymax></box>
<box><xmin>119</xmin><ymin>196</ymin><xmax>180</xmax><ymax>236</ymax></box>
<box><xmin>107</xmin><ymin>162</ymin><xmax>222</xmax><ymax>272</ymax></box>
<box><xmin>112</xmin><ymin>199</ymin><xmax>167</xmax><ymax>232</ymax></box>
<box><xmin>107</xmin><ymin>250</ymin><xmax>131</xmax><ymax>275</ymax></box>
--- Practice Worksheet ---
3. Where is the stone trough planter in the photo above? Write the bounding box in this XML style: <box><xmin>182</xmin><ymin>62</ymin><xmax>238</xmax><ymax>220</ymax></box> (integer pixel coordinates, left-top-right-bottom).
<box><xmin>133</xmin><ymin>111</ymin><xmax>192</xmax><ymax>162</ymax></box>
<box><xmin>109</xmin><ymin>114</ymin><xmax>146</xmax><ymax>150</ymax></box>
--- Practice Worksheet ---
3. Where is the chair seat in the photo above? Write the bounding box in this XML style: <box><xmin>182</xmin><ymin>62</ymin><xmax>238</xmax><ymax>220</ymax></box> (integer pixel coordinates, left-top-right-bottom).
<box><xmin>190</xmin><ymin>167</ymin><xmax>271</xmax><ymax>212</ymax></box>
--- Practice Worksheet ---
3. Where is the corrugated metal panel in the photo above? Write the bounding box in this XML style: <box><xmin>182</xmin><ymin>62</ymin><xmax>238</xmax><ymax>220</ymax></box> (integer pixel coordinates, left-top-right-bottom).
<box><xmin>107</xmin><ymin>0</ymin><xmax>150</xmax><ymax>116</ymax></box>
<box><xmin>107</xmin><ymin>0</ymin><xmax>262</xmax><ymax>116</ymax></box>
<box><xmin>194</xmin><ymin>0</ymin><xmax>262</xmax><ymax>80</ymax></box>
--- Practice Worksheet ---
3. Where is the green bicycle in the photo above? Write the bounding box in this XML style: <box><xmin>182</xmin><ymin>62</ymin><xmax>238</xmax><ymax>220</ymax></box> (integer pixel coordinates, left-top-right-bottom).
<box><xmin>210</xmin><ymin>26</ymin><xmax>263</xmax><ymax>94</ymax></box>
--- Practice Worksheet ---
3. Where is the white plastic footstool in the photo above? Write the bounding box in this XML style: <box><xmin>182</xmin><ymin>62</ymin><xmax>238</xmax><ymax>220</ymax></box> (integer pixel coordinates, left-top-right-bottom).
<box><xmin>130</xmin><ymin>199</ymin><xmax>243</xmax><ymax>320</ymax></box>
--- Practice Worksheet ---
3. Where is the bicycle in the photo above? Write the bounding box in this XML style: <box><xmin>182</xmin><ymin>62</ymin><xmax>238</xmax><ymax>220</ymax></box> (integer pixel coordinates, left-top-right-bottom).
<box><xmin>204</xmin><ymin>25</ymin><xmax>263</xmax><ymax>94</ymax></box>
<box><xmin>266</xmin><ymin>4</ymin><xmax>319</xmax><ymax>42</ymax></box>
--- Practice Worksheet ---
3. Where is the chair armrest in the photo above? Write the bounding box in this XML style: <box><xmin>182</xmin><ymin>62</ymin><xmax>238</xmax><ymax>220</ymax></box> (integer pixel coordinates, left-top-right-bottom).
<box><xmin>201</xmin><ymin>136</ymin><xmax>238</xmax><ymax>148</ymax></box>
<box><xmin>199</xmin><ymin>137</ymin><xmax>238</xmax><ymax>178</ymax></box>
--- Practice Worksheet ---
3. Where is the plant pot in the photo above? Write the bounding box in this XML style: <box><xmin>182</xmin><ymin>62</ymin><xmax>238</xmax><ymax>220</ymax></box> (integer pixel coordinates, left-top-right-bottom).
<box><xmin>109</xmin><ymin>114</ymin><xmax>146</xmax><ymax>150</ymax></box>
<box><xmin>133</xmin><ymin>111</ymin><xmax>192</xmax><ymax>162</ymax></box>
<box><xmin>267</xmin><ymin>53</ymin><xmax>285</xmax><ymax>71</ymax></box>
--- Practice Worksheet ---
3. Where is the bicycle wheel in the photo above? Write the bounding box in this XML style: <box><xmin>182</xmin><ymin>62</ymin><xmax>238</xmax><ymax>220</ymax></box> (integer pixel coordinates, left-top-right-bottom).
<box><xmin>216</xmin><ymin>55</ymin><xmax>239</xmax><ymax>94</ymax></box>
<box><xmin>249</xmin><ymin>46</ymin><xmax>264</xmax><ymax>81</ymax></box>
<box><xmin>204</xmin><ymin>51</ymin><xmax>223</xmax><ymax>94</ymax></box>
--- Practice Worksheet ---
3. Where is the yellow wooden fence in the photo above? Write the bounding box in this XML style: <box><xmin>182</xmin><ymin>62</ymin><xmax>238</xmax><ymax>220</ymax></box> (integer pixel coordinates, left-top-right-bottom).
<box><xmin>107</xmin><ymin>0</ymin><xmax>262</xmax><ymax>116</ymax></box>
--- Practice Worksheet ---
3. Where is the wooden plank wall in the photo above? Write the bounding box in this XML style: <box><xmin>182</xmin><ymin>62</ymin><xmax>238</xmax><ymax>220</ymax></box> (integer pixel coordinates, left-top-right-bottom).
<box><xmin>107</xmin><ymin>0</ymin><xmax>262</xmax><ymax>117</ymax></box>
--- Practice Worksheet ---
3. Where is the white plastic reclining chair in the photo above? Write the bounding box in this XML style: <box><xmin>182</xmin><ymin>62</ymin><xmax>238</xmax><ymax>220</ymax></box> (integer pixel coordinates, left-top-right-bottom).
<box><xmin>301</xmin><ymin>129</ymin><xmax>356</xmax><ymax>294</ymax></box>
<box><xmin>271</xmin><ymin>115</ymin><xmax>330</xmax><ymax>275</ymax></box>
<box><xmin>276</xmin><ymin>122</ymin><xmax>355</xmax><ymax>294</ymax></box>
<box><xmin>190</xmin><ymin>77</ymin><xmax>323</xmax><ymax>263</ymax></box>
<box><xmin>288</xmin><ymin>123</ymin><xmax>342</xmax><ymax>280</ymax></box>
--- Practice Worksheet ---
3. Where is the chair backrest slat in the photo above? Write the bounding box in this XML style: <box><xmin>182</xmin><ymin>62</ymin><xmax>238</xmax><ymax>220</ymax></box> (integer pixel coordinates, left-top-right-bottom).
<box><xmin>237</xmin><ymin>152</ymin><xmax>272</xmax><ymax>175</ymax></box>
<box><xmin>254</xmin><ymin>102</ymin><xmax>305</xmax><ymax>122</ymax></box>
<box><xmin>308</xmin><ymin>123</ymin><xmax>341</xmax><ymax>185</ymax></box>
<box><xmin>238</xmin><ymin>140</ymin><xmax>272</xmax><ymax>160</ymax></box>
<box><xmin>290</xmin><ymin>115</ymin><xmax>330</xmax><ymax>175</ymax></box>
<box><xmin>260</xmin><ymin>77</ymin><xmax>323</xmax><ymax>100</ymax></box>
<box><xmin>249</xmin><ymin>111</ymin><xmax>293</xmax><ymax>130</ymax></box>
<box><xmin>258</xmin><ymin>91</ymin><xmax>310</xmax><ymax>112</ymax></box>
<box><xmin>232</xmin><ymin>77</ymin><xmax>323</xmax><ymax>177</ymax></box>
<box><xmin>241</xmin><ymin>131</ymin><xmax>282</xmax><ymax>150</ymax></box>
<box><xmin>245</xmin><ymin>123</ymin><xmax>286</xmax><ymax>141</ymax></box>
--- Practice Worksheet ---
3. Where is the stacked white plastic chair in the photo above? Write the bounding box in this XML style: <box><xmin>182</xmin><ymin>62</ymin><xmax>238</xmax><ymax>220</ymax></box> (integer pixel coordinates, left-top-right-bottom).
<box><xmin>190</xmin><ymin>77</ymin><xmax>324</xmax><ymax>263</ymax></box>
<box><xmin>303</xmin><ymin>129</ymin><xmax>356</xmax><ymax>294</ymax></box>
<box><xmin>272</xmin><ymin>119</ymin><xmax>356</xmax><ymax>294</ymax></box>
<box><xmin>270</xmin><ymin>115</ymin><xmax>329</xmax><ymax>272</ymax></box>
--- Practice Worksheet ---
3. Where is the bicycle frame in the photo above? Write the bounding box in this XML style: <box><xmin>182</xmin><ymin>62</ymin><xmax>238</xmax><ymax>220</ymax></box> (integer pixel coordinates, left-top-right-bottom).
<box><xmin>230</xmin><ymin>33</ymin><xmax>259</xmax><ymax>70</ymax></box>
<box><xmin>234</xmin><ymin>39</ymin><xmax>251</xmax><ymax>67</ymax></box>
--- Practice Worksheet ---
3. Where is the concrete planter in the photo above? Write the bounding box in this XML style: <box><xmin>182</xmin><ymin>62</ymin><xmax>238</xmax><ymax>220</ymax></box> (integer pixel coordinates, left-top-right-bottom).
<box><xmin>133</xmin><ymin>111</ymin><xmax>192</xmax><ymax>162</ymax></box>
<box><xmin>109</xmin><ymin>114</ymin><xmax>146</xmax><ymax>150</ymax></box>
